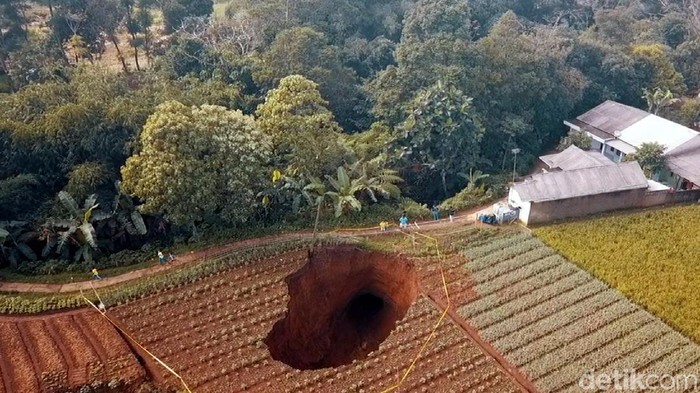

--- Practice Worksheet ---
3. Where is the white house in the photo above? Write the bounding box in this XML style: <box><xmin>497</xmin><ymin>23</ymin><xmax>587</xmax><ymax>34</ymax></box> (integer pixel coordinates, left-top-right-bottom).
<box><xmin>564</xmin><ymin>100</ymin><xmax>700</xmax><ymax>189</ymax></box>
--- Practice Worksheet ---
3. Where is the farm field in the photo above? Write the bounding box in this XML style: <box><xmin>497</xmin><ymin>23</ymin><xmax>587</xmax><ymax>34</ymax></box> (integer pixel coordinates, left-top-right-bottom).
<box><xmin>109</xmin><ymin>243</ymin><xmax>531</xmax><ymax>392</ymax></box>
<box><xmin>457</xmin><ymin>229</ymin><xmax>700</xmax><ymax>392</ymax></box>
<box><xmin>534</xmin><ymin>204</ymin><xmax>700</xmax><ymax>343</ymax></box>
<box><xmin>0</xmin><ymin>310</ymin><xmax>146</xmax><ymax>393</ymax></box>
<box><xmin>3</xmin><ymin>224</ymin><xmax>699</xmax><ymax>393</ymax></box>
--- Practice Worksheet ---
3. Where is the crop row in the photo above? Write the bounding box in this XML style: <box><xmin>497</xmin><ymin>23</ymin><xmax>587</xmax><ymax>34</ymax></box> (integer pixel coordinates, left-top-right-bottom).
<box><xmin>455</xmin><ymin>229</ymin><xmax>700</xmax><ymax>393</ymax></box>
<box><xmin>0</xmin><ymin>323</ymin><xmax>39</xmax><ymax>392</ymax></box>
<box><xmin>472</xmin><ymin>252</ymin><xmax>562</xmax><ymax>295</ymax></box>
<box><xmin>463</xmin><ymin>271</ymin><xmax>599</xmax><ymax>329</ymax></box>
<box><xmin>479</xmin><ymin>279</ymin><xmax>608</xmax><ymax>339</ymax></box>
<box><xmin>461</xmin><ymin>258</ymin><xmax>575</xmax><ymax>318</ymax></box>
<box><xmin>120</xmin><ymin>252</ymin><xmax>302</xmax><ymax>320</ymax></box>
<box><xmin>461</xmin><ymin>231</ymin><xmax>533</xmax><ymax>260</ymax></box>
<box><xmin>0</xmin><ymin>237</ymin><xmax>346</xmax><ymax>315</ymax></box>
<box><xmin>494</xmin><ymin>294</ymin><xmax>631</xmax><ymax>353</ymax></box>
<box><xmin>537</xmin><ymin>321</ymin><xmax>669</xmax><ymax>391</ymax></box>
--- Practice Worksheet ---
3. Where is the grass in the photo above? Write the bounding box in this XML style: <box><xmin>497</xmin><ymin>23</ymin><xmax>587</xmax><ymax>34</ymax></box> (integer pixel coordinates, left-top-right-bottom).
<box><xmin>0</xmin><ymin>259</ymin><xmax>157</xmax><ymax>285</ymax></box>
<box><xmin>534</xmin><ymin>204</ymin><xmax>700</xmax><ymax>342</ymax></box>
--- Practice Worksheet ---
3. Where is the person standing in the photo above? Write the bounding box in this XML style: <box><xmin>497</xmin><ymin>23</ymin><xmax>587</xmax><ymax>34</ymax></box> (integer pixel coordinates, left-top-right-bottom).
<box><xmin>399</xmin><ymin>212</ymin><xmax>409</xmax><ymax>229</ymax></box>
<box><xmin>92</xmin><ymin>268</ymin><xmax>102</xmax><ymax>280</ymax></box>
<box><xmin>449</xmin><ymin>208</ymin><xmax>456</xmax><ymax>223</ymax></box>
<box><xmin>432</xmin><ymin>204</ymin><xmax>440</xmax><ymax>221</ymax></box>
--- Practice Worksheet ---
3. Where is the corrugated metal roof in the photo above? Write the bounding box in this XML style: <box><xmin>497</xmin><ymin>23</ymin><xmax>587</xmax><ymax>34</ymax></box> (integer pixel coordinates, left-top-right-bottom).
<box><xmin>540</xmin><ymin>145</ymin><xmax>616</xmax><ymax>171</ymax></box>
<box><xmin>512</xmin><ymin>161</ymin><xmax>648</xmax><ymax>203</ymax></box>
<box><xmin>575</xmin><ymin>100</ymin><xmax>649</xmax><ymax>136</ymax></box>
<box><xmin>666</xmin><ymin>136</ymin><xmax>700</xmax><ymax>185</ymax></box>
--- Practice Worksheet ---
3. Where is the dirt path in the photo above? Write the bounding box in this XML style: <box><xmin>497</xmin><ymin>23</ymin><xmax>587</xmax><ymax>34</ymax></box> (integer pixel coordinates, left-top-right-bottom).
<box><xmin>0</xmin><ymin>202</ymin><xmax>502</xmax><ymax>294</ymax></box>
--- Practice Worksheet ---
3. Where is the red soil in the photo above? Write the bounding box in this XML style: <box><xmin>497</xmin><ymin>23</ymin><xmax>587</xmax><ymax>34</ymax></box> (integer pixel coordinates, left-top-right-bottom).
<box><xmin>0</xmin><ymin>312</ymin><xmax>146</xmax><ymax>392</ymax></box>
<box><xmin>265</xmin><ymin>246</ymin><xmax>420</xmax><ymax>369</ymax></box>
<box><xmin>107</xmin><ymin>246</ymin><xmax>533</xmax><ymax>393</ymax></box>
<box><xmin>0</xmin><ymin>239</ymin><xmax>536</xmax><ymax>393</ymax></box>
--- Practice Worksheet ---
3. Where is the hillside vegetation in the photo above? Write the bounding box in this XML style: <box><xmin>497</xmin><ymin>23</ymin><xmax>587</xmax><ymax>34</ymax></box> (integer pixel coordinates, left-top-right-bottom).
<box><xmin>2</xmin><ymin>0</ymin><xmax>700</xmax><ymax>274</ymax></box>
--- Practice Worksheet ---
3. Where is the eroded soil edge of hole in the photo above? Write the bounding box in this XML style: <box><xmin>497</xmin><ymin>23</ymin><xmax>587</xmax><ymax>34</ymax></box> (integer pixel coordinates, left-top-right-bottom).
<box><xmin>265</xmin><ymin>245</ymin><xmax>419</xmax><ymax>370</ymax></box>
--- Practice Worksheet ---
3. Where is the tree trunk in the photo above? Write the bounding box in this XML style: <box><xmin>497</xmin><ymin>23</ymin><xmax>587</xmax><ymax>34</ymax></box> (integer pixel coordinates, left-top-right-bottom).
<box><xmin>441</xmin><ymin>170</ymin><xmax>448</xmax><ymax>199</ymax></box>
<box><xmin>132</xmin><ymin>44</ymin><xmax>141</xmax><ymax>71</ymax></box>
<box><xmin>125</xmin><ymin>5</ymin><xmax>141</xmax><ymax>71</ymax></box>
<box><xmin>311</xmin><ymin>199</ymin><xmax>323</xmax><ymax>249</ymax></box>
<box><xmin>110</xmin><ymin>36</ymin><xmax>129</xmax><ymax>73</ymax></box>
<box><xmin>144</xmin><ymin>27</ymin><xmax>151</xmax><ymax>66</ymax></box>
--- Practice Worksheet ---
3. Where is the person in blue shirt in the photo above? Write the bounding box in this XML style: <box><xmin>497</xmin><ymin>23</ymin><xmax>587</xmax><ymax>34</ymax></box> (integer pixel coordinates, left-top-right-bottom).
<box><xmin>399</xmin><ymin>212</ymin><xmax>409</xmax><ymax>229</ymax></box>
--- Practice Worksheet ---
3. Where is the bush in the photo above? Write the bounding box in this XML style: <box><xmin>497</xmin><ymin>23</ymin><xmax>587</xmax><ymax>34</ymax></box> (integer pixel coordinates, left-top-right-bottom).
<box><xmin>440</xmin><ymin>185</ymin><xmax>503</xmax><ymax>211</ymax></box>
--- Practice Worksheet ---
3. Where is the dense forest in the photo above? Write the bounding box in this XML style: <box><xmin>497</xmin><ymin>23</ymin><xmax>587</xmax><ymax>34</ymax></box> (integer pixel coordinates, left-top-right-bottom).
<box><xmin>1</xmin><ymin>0</ymin><xmax>700</xmax><ymax>273</ymax></box>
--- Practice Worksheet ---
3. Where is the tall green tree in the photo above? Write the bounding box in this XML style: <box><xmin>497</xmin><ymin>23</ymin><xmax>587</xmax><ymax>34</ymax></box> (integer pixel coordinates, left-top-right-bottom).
<box><xmin>368</xmin><ymin>0</ymin><xmax>474</xmax><ymax>125</ymax></box>
<box><xmin>253</xmin><ymin>26</ymin><xmax>368</xmax><ymax>131</ymax></box>
<box><xmin>121</xmin><ymin>101</ymin><xmax>271</xmax><ymax>227</ymax></box>
<box><xmin>396</xmin><ymin>81</ymin><xmax>485</xmax><ymax>198</ymax></box>
<box><xmin>256</xmin><ymin>75</ymin><xmax>349</xmax><ymax>179</ymax></box>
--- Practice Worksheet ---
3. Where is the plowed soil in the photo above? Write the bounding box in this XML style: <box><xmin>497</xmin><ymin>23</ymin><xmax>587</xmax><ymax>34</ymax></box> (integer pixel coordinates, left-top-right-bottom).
<box><xmin>107</xmin><ymin>244</ymin><xmax>536</xmax><ymax>392</ymax></box>
<box><xmin>0</xmin><ymin>311</ymin><xmax>146</xmax><ymax>393</ymax></box>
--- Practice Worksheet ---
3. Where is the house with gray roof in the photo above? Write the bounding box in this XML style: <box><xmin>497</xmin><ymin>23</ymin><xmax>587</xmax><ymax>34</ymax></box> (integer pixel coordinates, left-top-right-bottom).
<box><xmin>539</xmin><ymin>145</ymin><xmax>616</xmax><ymax>172</ymax></box>
<box><xmin>565</xmin><ymin>100</ymin><xmax>700</xmax><ymax>190</ymax></box>
<box><xmin>508</xmin><ymin>162</ymin><xmax>652</xmax><ymax>225</ymax></box>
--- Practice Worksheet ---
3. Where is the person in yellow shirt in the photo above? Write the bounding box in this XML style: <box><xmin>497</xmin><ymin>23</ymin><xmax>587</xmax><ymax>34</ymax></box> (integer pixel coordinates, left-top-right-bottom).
<box><xmin>379</xmin><ymin>221</ymin><xmax>389</xmax><ymax>231</ymax></box>
<box><xmin>92</xmin><ymin>268</ymin><xmax>102</xmax><ymax>280</ymax></box>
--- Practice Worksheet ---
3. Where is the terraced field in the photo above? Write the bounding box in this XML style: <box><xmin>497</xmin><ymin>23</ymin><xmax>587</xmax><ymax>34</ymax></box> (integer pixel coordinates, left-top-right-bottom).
<box><xmin>0</xmin><ymin>311</ymin><xmax>145</xmax><ymax>393</ymax></box>
<box><xmin>457</xmin><ymin>230</ymin><xmax>700</xmax><ymax>392</ymax></box>
<box><xmin>111</xmin><ymin>247</ymin><xmax>529</xmax><ymax>393</ymax></box>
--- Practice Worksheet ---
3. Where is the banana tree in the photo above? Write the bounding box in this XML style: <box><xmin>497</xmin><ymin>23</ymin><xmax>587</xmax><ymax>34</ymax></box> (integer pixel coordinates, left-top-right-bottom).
<box><xmin>44</xmin><ymin>191</ymin><xmax>110</xmax><ymax>263</ymax></box>
<box><xmin>350</xmin><ymin>155</ymin><xmax>403</xmax><ymax>203</ymax></box>
<box><xmin>0</xmin><ymin>221</ymin><xmax>37</xmax><ymax>268</ymax></box>
<box><xmin>324</xmin><ymin>166</ymin><xmax>367</xmax><ymax>218</ymax></box>
<box><xmin>458</xmin><ymin>168</ymin><xmax>490</xmax><ymax>191</ymax></box>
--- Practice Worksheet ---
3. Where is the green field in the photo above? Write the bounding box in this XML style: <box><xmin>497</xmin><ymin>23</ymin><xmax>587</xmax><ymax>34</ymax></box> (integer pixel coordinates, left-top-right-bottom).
<box><xmin>534</xmin><ymin>204</ymin><xmax>700</xmax><ymax>342</ymax></box>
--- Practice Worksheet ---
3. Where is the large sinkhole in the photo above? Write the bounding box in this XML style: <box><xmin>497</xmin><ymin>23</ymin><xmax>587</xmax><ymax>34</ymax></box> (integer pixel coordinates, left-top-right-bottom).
<box><xmin>265</xmin><ymin>246</ymin><xmax>419</xmax><ymax>370</ymax></box>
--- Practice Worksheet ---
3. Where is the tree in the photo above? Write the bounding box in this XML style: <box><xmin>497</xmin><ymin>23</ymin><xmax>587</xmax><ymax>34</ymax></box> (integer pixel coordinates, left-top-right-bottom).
<box><xmin>642</xmin><ymin>87</ymin><xmax>680</xmax><ymax>115</ymax></box>
<box><xmin>121</xmin><ymin>101</ymin><xmax>271</xmax><ymax>228</ymax></box>
<box><xmin>323</xmin><ymin>166</ymin><xmax>365</xmax><ymax>218</ymax></box>
<box><xmin>161</xmin><ymin>0</ymin><xmax>213</xmax><ymax>33</ymax></box>
<box><xmin>557</xmin><ymin>130</ymin><xmax>593</xmax><ymax>151</ymax></box>
<box><xmin>44</xmin><ymin>191</ymin><xmax>108</xmax><ymax>263</ymax></box>
<box><xmin>253</xmin><ymin>26</ymin><xmax>367</xmax><ymax>131</ymax></box>
<box><xmin>624</xmin><ymin>142</ymin><xmax>666</xmax><ymax>178</ymax></box>
<box><xmin>368</xmin><ymin>0</ymin><xmax>473</xmax><ymax>125</ymax></box>
<box><xmin>396</xmin><ymin>81</ymin><xmax>485</xmax><ymax>198</ymax></box>
<box><xmin>256</xmin><ymin>75</ymin><xmax>349</xmax><ymax>179</ymax></box>
<box><xmin>0</xmin><ymin>0</ymin><xmax>28</xmax><ymax>89</ymax></box>
<box><xmin>458</xmin><ymin>168</ymin><xmax>489</xmax><ymax>191</ymax></box>
<box><xmin>632</xmin><ymin>44</ymin><xmax>686</xmax><ymax>95</ymax></box>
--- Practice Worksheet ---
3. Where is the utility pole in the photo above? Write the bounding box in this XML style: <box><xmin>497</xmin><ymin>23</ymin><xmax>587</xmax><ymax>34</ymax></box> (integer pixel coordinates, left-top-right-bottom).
<box><xmin>512</xmin><ymin>148</ymin><xmax>521</xmax><ymax>183</ymax></box>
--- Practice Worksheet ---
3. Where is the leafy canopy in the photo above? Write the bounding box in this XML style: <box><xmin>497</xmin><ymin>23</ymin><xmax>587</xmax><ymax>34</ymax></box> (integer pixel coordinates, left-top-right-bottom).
<box><xmin>121</xmin><ymin>101</ymin><xmax>271</xmax><ymax>226</ymax></box>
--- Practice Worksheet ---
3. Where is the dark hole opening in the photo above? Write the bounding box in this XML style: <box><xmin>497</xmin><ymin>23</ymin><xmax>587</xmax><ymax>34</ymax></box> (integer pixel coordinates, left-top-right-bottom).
<box><xmin>346</xmin><ymin>292</ymin><xmax>386</xmax><ymax>328</ymax></box>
